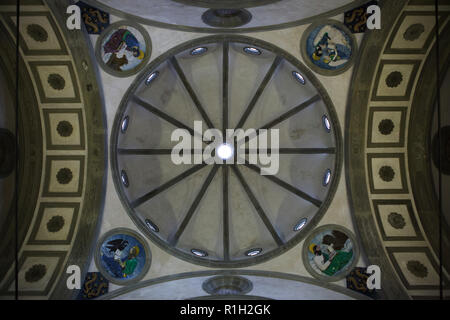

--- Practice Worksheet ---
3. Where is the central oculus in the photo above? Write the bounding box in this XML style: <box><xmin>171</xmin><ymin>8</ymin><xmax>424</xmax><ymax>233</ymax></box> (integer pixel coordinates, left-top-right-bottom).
<box><xmin>216</xmin><ymin>143</ymin><xmax>234</xmax><ymax>160</ymax></box>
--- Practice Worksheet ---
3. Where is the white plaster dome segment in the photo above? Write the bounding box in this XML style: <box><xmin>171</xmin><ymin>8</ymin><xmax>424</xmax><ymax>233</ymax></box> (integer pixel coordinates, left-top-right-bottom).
<box><xmin>87</xmin><ymin>0</ymin><xmax>368</xmax><ymax>32</ymax></box>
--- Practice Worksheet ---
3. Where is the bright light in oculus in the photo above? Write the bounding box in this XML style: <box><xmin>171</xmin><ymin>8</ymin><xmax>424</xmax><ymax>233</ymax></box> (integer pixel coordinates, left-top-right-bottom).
<box><xmin>217</xmin><ymin>143</ymin><xmax>234</xmax><ymax>160</ymax></box>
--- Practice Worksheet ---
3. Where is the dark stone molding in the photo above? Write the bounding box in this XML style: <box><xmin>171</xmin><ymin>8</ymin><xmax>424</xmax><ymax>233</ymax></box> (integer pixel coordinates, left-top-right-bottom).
<box><xmin>386</xmin><ymin>247</ymin><xmax>447</xmax><ymax>291</ymax></box>
<box><xmin>201</xmin><ymin>9</ymin><xmax>252</xmax><ymax>28</ymax></box>
<box><xmin>98</xmin><ymin>269</ymin><xmax>371</xmax><ymax>300</ymax></box>
<box><xmin>0</xmin><ymin>128</ymin><xmax>16</xmax><ymax>178</ymax></box>
<box><xmin>408</xmin><ymin>22</ymin><xmax>450</xmax><ymax>274</ymax></box>
<box><xmin>202</xmin><ymin>275</ymin><xmax>253</xmax><ymax>295</ymax></box>
<box><xmin>372</xmin><ymin>199</ymin><xmax>424</xmax><ymax>242</ymax></box>
<box><xmin>45</xmin><ymin>0</ymin><xmax>107</xmax><ymax>300</ymax></box>
<box><xmin>371</xmin><ymin>59</ymin><xmax>421</xmax><ymax>101</ymax></box>
<box><xmin>366</xmin><ymin>153</ymin><xmax>409</xmax><ymax>194</ymax></box>
<box><xmin>344</xmin><ymin>0</ymin><xmax>410</xmax><ymax>300</ymax></box>
<box><xmin>384</xmin><ymin>11</ymin><xmax>448</xmax><ymax>55</ymax></box>
<box><xmin>3</xmin><ymin>11</ymin><xmax>69</xmax><ymax>56</ymax></box>
<box><xmin>28</xmin><ymin>60</ymin><xmax>81</xmax><ymax>103</ymax></box>
<box><xmin>0</xmin><ymin>251</ymin><xmax>67</xmax><ymax>297</ymax></box>
<box><xmin>27</xmin><ymin>202</ymin><xmax>81</xmax><ymax>245</ymax></box>
<box><xmin>367</xmin><ymin>106</ymin><xmax>407</xmax><ymax>148</ymax></box>
<box><xmin>0</xmin><ymin>20</ymin><xmax>43</xmax><ymax>280</ymax></box>
<box><xmin>42</xmin><ymin>108</ymin><xmax>86</xmax><ymax>150</ymax></box>
<box><xmin>42</xmin><ymin>155</ymin><xmax>85</xmax><ymax>197</ymax></box>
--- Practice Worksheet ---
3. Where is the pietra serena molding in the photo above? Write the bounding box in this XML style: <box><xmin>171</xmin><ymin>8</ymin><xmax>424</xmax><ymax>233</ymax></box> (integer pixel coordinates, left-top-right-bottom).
<box><xmin>346</xmin><ymin>0</ymin><xmax>450</xmax><ymax>300</ymax></box>
<box><xmin>0</xmin><ymin>0</ymin><xmax>106</xmax><ymax>299</ymax></box>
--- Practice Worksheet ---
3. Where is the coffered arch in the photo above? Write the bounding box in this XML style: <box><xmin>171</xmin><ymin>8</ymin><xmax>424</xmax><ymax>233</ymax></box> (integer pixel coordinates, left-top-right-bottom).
<box><xmin>0</xmin><ymin>0</ymin><xmax>107</xmax><ymax>299</ymax></box>
<box><xmin>346</xmin><ymin>0</ymin><xmax>449</xmax><ymax>299</ymax></box>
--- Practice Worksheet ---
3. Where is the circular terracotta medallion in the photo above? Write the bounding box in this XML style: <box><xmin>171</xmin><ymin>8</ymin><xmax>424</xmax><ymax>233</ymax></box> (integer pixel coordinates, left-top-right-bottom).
<box><xmin>301</xmin><ymin>20</ymin><xmax>357</xmax><ymax>76</ymax></box>
<box><xmin>96</xmin><ymin>21</ymin><xmax>151</xmax><ymax>77</ymax></box>
<box><xmin>95</xmin><ymin>228</ymin><xmax>151</xmax><ymax>285</ymax></box>
<box><xmin>302</xmin><ymin>225</ymin><xmax>359</xmax><ymax>281</ymax></box>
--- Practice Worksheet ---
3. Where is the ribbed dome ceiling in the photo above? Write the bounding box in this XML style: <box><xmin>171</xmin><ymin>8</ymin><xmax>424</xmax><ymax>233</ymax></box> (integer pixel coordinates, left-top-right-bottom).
<box><xmin>111</xmin><ymin>36</ymin><xmax>342</xmax><ymax>267</ymax></box>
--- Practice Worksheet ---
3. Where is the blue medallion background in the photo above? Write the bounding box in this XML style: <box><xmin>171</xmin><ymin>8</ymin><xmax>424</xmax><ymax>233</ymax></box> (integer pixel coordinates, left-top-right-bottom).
<box><xmin>99</xmin><ymin>233</ymin><xmax>147</xmax><ymax>281</ymax></box>
<box><xmin>306</xmin><ymin>24</ymin><xmax>353</xmax><ymax>71</ymax></box>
